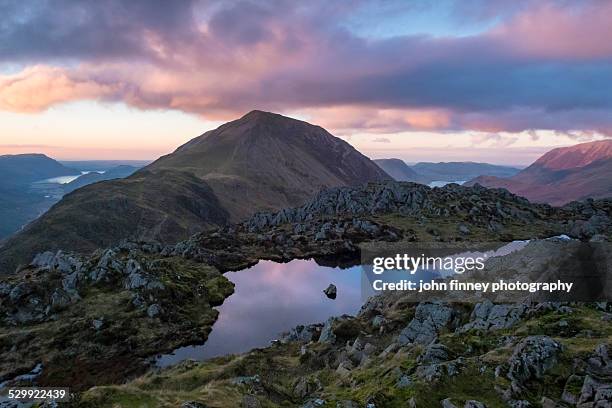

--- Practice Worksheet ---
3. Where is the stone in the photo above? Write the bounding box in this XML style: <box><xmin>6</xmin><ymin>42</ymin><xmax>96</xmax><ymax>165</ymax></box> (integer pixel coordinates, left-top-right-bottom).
<box><xmin>399</xmin><ymin>302</ymin><xmax>456</xmax><ymax>345</ymax></box>
<box><xmin>323</xmin><ymin>284</ymin><xmax>337</xmax><ymax>299</ymax></box>
<box><xmin>371</xmin><ymin>315</ymin><xmax>386</xmax><ymax>328</ymax></box>
<box><xmin>147</xmin><ymin>303</ymin><xmax>162</xmax><ymax>318</ymax></box>
<box><xmin>418</xmin><ymin>343</ymin><xmax>451</xmax><ymax>364</ymax></box>
<box><xmin>507</xmin><ymin>336</ymin><xmax>562</xmax><ymax>392</ymax></box>
<box><xmin>181</xmin><ymin>402</ymin><xmax>207</xmax><ymax>408</ymax></box>
<box><xmin>301</xmin><ymin>399</ymin><xmax>325</xmax><ymax>408</ymax></box>
<box><xmin>441</xmin><ymin>398</ymin><xmax>459</xmax><ymax>408</ymax></box>
<box><xmin>464</xmin><ymin>401</ymin><xmax>486</xmax><ymax>408</ymax></box>
<box><xmin>242</xmin><ymin>395</ymin><xmax>261</xmax><ymax>408</ymax></box>
<box><xmin>92</xmin><ymin>319</ymin><xmax>104</xmax><ymax>330</ymax></box>
<box><xmin>396</xmin><ymin>374</ymin><xmax>412</xmax><ymax>388</ymax></box>
<box><xmin>336</xmin><ymin>401</ymin><xmax>359</xmax><ymax>408</ymax></box>
<box><xmin>459</xmin><ymin>300</ymin><xmax>527</xmax><ymax>332</ymax></box>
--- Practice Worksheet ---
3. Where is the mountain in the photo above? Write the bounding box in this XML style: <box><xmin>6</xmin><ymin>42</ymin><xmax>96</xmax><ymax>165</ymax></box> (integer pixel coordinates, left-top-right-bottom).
<box><xmin>466</xmin><ymin>140</ymin><xmax>612</xmax><ymax>205</ymax></box>
<box><xmin>0</xmin><ymin>111</ymin><xmax>390</xmax><ymax>274</ymax></box>
<box><xmin>0</xmin><ymin>153</ymin><xmax>78</xmax><ymax>186</ymax></box>
<box><xmin>410</xmin><ymin>161</ymin><xmax>521</xmax><ymax>182</ymax></box>
<box><xmin>63</xmin><ymin>165</ymin><xmax>139</xmax><ymax>194</ymax></box>
<box><xmin>373</xmin><ymin>159</ymin><xmax>430</xmax><ymax>184</ymax></box>
<box><xmin>146</xmin><ymin>110</ymin><xmax>391</xmax><ymax>220</ymax></box>
<box><xmin>0</xmin><ymin>154</ymin><xmax>80</xmax><ymax>240</ymax></box>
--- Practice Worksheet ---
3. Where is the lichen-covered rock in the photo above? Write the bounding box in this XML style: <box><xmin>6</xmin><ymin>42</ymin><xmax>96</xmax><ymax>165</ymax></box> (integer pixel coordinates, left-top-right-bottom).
<box><xmin>459</xmin><ymin>300</ymin><xmax>527</xmax><ymax>332</ymax></box>
<box><xmin>399</xmin><ymin>302</ymin><xmax>457</xmax><ymax>345</ymax></box>
<box><xmin>506</xmin><ymin>336</ymin><xmax>562</xmax><ymax>392</ymax></box>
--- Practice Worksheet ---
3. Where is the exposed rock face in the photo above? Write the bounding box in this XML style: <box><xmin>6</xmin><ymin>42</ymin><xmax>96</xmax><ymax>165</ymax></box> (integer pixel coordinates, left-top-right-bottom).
<box><xmin>505</xmin><ymin>336</ymin><xmax>563</xmax><ymax>397</ymax></box>
<box><xmin>399</xmin><ymin>302</ymin><xmax>458</xmax><ymax>345</ymax></box>
<box><xmin>459</xmin><ymin>300</ymin><xmax>527</xmax><ymax>332</ymax></box>
<box><xmin>244</xmin><ymin>181</ymin><xmax>550</xmax><ymax>232</ymax></box>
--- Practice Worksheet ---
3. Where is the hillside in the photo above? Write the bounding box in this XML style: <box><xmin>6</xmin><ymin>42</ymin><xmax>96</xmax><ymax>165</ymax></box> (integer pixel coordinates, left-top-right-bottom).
<box><xmin>0</xmin><ymin>153</ymin><xmax>78</xmax><ymax>186</ymax></box>
<box><xmin>62</xmin><ymin>165</ymin><xmax>139</xmax><ymax>194</ymax></box>
<box><xmin>373</xmin><ymin>159</ymin><xmax>430</xmax><ymax>184</ymax></box>
<box><xmin>0</xmin><ymin>111</ymin><xmax>390</xmax><ymax>274</ymax></box>
<box><xmin>467</xmin><ymin>140</ymin><xmax>612</xmax><ymax>205</ymax></box>
<box><xmin>411</xmin><ymin>161</ymin><xmax>521</xmax><ymax>182</ymax></box>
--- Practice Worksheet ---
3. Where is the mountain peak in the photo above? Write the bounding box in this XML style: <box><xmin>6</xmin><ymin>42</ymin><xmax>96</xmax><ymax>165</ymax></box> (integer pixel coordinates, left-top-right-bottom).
<box><xmin>240</xmin><ymin>109</ymin><xmax>287</xmax><ymax>123</ymax></box>
<box><xmin>534</xmin><ymin>139</ymin><xmax>612</xmax><ymax>170</ymax></box>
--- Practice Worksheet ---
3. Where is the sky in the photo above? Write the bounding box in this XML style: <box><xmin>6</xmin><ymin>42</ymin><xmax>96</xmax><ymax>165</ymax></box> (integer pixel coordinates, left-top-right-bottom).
<box><xmin>1</xmin><ymin>0</ymin><xmax>611</xmax><ymax>165</ymax></box>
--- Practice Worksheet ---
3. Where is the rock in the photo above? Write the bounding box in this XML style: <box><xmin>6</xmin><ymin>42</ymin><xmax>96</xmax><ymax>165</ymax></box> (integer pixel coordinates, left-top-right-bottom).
<box><xmin>336</xmin><ymin>401</ymin><xmax>360</xmax><ymax>408</ymax></box>
<box><xmin>459</xmin><ymin>300</ymin><xmax>527</xmax><ymax>332</ymax></box>
<box><xmin>507</xmin><ymin>336</ymin><xmax>562</xmax><ymax>391</ymax></box>
<box><xmin>92</xmin><ymin>319</ymin><xmax>104</xmax><ymax>330</ymax></box>
<box><xmin>323</xmin><ymin>284</ymin><xmax>337</xmax><ymax>299</ymax></box>
<box><xmin>371</xmin><ymin>315</ymin><xmax>386</xmax><ymax>329</ymax></box>
<box><xmin>318</xmin><ymin>317</ymin><xmax>337</xmax><ymax>344</ymax></box>
<box><xmin>396</xmin><ymin>374</ymin><xmax>412</xmax><ymax>388</ymax></box>
<box><xmin>418</xmin><ymin>343</ymin><xmax>451</xmax><ymax>364</ymax></box>
<box><xmin>9</xmin><ymin>283</ymin><xmax>32</xmax><ymax>302</ymax></box>
<box><xmin>281</xmin><ymin>324</ymin><xmax>323</xmax><ymax>343</ymax></box>
<box><xmin>578</xmin><ymin>375</ymin><xmax>612</xmax><ymax>406</ymax></box>
<box><xmin>181</xmin><ymin>402</ymin><xmax>208</xmax><ymax>408</ymax></box>
<box><xmin>242</xmin><ymin>395</ymin><xmax>261</xmax><ymax>408</ymax></box>
<box><xmin>458</xmin><ymin>224</ymin><xmax>471</xmax><ymax>235</ymax></box>
<box><xmin>441</xmin><ymin>398</ymin><xmax>459</xmax><ymax>408</ymax></box>
<box><xmin>301</xmin><ymin>399</ymin><xmax>325</xmax><ymax>408</ymax></box>
<box><xmin>31</xmin><ymin>251</ymin><xmax>56</xmax><ymax>268</ymax></box>
<box><xmin>464</xmin><ymin>401</ymin><xmax>486</xmax><ymax>408</ymax></box>
<box><xmin>147</xmin><ymin>303</ymin><xmax>162</xmax><ymax>318</ymax></box>
<box><xmin>379</xmin><ymin>342</ymin><xmax>400</xmax><ymax>359</ymax></box>
<box><xmin>399</xmin><ymin>302</ymin><xmax>456</xmax><ymax>345</ymax></box>
<box><xmin>293</xmin><ymin>377</ymin><xmax>321</xmax><ymax>399</ymax></box>
<box><xmin>50</xmin><ymin>289</ymin><xmax>73</xmax><ymax>310</ymax></box>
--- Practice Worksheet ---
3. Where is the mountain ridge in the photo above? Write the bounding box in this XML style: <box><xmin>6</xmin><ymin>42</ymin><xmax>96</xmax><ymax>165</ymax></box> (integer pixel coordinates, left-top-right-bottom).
<box><xmin>0</xmin><ymin>111</ymin><xmax>390</xmax><ymax>274</ymax></box>
<box><xmin>467</xmin><ymin>140</ymin><xmax>612</xmax><ymax>205</ymax></box>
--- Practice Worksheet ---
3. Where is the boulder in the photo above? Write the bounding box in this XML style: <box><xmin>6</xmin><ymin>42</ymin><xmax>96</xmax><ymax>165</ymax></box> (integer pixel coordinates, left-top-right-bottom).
<box><xmin>399</xmin><ymin>302</ymin><xmax>456</xmax><ymax>345</ymax></box>
<box><xmin>507</xmin><ymin>336</ymin><xmax>562</xmax><ymax>391</ymax></box>
<box><xmin>323</xmin><ymin>284</ymin><xmax>337</xmax><ymax>299</ymax></box>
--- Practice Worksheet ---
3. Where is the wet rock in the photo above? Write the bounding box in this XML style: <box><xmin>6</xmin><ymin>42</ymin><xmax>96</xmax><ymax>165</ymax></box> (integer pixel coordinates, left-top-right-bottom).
<box><xmin>323</xmin><ymin>284</ymin><xmax>337</xmax><ymax>299</ymax></box>
<box><xmin>399</xmin><ymin>302</ymin><xmax>456</xmax><ymax>345</ymax></box>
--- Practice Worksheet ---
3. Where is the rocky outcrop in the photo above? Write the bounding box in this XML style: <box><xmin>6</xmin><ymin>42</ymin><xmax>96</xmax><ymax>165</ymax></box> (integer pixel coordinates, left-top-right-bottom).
<box><xmin>459</xmin><ymin>300</ymin><xmax>527</xmax><ymax>332</ymax></box>
<box><xmin>399</xmin><ymin>302</ymin><xmax>458</xmax><ymax>345</ymax></box>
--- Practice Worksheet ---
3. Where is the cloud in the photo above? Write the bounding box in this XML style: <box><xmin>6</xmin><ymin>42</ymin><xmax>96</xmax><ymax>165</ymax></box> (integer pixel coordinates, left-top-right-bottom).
<box><xmin>0</xmin><ymin>0</ymin><xmax>611</xmax><ymax>136</ymax></box>
<box><xmin>372</xmin><ymin>137</ymin><xmax>391</xmax><ymax>143</ymax></box>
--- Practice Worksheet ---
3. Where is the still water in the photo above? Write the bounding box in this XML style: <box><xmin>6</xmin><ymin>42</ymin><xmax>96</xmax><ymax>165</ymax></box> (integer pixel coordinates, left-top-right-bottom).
<box><xmin>157</xmin><ymin>260</ymin><xmax>363</xmax><ymax>367</ymax></box>
<box><xmin>157</xmin><ymin>240</ymin><xmax>530</xmax><ymax>367</ymax></box>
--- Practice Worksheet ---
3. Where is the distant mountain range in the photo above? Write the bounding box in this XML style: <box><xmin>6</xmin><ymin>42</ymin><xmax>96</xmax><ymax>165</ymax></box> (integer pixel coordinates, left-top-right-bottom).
<box><xmin>466</xmin><ymin>140</ymin><xmax>612</xmax><ymax>205</ymax></box>
<box><xmin>0</xmin><ymin>153</ymin><xmax>79</xmax><ymax>186</ymax></box>
<box><xmin>0</xmin><ymin>155</ymin><xmax>140</xmax><ymax>242</ymax></box>
<box><xmin>0</xmin><ymin>111</ymin><xmax>390</xmax><ymax>274</ymax></box>
<box><xmin>374</xmin><ymin>159</ymin><xmax>521</xmax><ymax>184</ymax></box>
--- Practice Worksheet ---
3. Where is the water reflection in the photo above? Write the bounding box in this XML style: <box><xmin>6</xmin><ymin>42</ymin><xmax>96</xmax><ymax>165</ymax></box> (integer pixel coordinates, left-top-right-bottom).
<box><xmin>157</xmin><ymin>260</ymin><xmax>362</xmax><ymax>367</ymax></box>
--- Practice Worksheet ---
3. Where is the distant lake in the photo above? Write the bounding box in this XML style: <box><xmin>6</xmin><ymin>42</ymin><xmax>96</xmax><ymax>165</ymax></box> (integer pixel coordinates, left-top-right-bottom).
<box><xmin>34</xmin><ymin>171</ymin><xmax>104</xmax><ymax>185</ymax></box>
<box><xmin>428</xmin><ymin>180</ymin><xmax>466</xmax><ymax>187</ymax></box>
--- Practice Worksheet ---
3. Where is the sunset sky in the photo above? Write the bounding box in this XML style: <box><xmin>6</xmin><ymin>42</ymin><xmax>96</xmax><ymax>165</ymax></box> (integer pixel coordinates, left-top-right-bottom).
<box><xmin>1</xmin><ymin>0</ymin><xmax>611</xmax><ymax>165</ymax></box>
